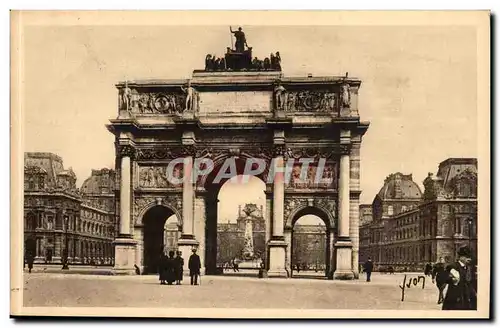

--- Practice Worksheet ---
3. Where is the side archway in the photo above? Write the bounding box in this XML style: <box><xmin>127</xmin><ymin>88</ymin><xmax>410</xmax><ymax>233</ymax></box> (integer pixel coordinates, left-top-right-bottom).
<box><xmin>285</xmin><ymin>205</ymin><xmax>335</xmax><ymax>279</ymax></box>
<box><xmin>141</xmin><ymin>205</ymin><xmax>180</xmax><ymax>274</ymax></box>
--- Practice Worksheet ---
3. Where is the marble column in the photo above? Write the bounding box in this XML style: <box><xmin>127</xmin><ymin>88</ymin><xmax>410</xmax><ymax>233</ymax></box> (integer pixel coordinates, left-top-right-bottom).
<box><xmin>334</xmin><ymin>135</ymin><xmax>354</xmax><ymax>279</ymax></box>
<box><xmin>119</xmin><ymin>155</ymin><xmax>131</xmax><ymax>236</ymax></box>
<box><xmin>177</xmin><ymin>153</ymin><xmax>199</xmax><ymax>272</ymax></box>
<box><xmin>193</xmin><ymin>194</ymin><xmax>206</xmax><ymax>275</ymax></box>
<box><xmin>350</xmin><ymin>141</ymin><xmax>361</xmax><ymax>279</ymax></box>
<box><xmin>113</xmin><ymin>145</ymin><xmax>137</xmax><ymax>275</ymax></box>
<box><xmin>267</xmin><ymin>151</ymin><xmax>288</xmax><ymax>278</ymax></box>
<box><xmin>181</xmin><ymin>156</ymin><xmax>194</xmax><ymax>238</ymax></box>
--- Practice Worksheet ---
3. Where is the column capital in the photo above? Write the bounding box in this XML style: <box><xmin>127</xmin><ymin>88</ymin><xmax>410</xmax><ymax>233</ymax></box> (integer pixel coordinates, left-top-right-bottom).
<box><xmin>181</xmin><ymin>144</ymin><xmax>197</xmax><ymax>157</ymax></box>
<box><xmin>117</xmin><ymin>144</ymin><xmax>136</xmax><ymax>159</ymax></box>
<box><xmin>273</xmin><ymin>144</ymin><xmax>287</xmax><ymax>157</ymax></box>
<box><xmin>340</xmin><ymin>144</ymin><xmax>352</xmax><ymax>155</ymax></box>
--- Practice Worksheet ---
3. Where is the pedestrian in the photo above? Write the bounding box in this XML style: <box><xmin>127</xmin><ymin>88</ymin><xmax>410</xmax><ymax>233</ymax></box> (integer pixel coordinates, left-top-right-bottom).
<box><xmin>432</xmin><ymin>257</ymin><xmax>447</xmax><ymax>304</ymax></box>
<box><xmin>442</xmin><ymin>246</ymin><xmax>477</xmax><ymax>310</ymax></box>
<box><xmin>174</xmin><ymin>250</ymin><xmax>184</xmax><ymax>285</ymax></box>
<box><xmin>363</xmin><ymin>257</ymin><xmax>373</xmax><ymax>282</ymax></box>
<box><xmin>166</xmin><ymin>251</ymin><xmax>176</xmax><ymax>285</ymax></box>
<box><xmin>188</xmin><ymin>248</ymin><xmax>201</xmax><ymax>285</ymax></box>
<box><xmin>26</xmin><ymin>252</ymin><xmax>34</xmax><ymax>274</ymax></box>
<box><xmin>232</xmin><ymin>258</ymin><xmax>239</xmax><ymax>272</ymax></box>
<box><xmin>158</xmin><ymin>251</ymin><xmax>168</xmax><ymax>285</ymax></box>
<box><xmin>424</xmin><ymin>263</ymin><xmax>433</xmax><ymax>276</ymax></box>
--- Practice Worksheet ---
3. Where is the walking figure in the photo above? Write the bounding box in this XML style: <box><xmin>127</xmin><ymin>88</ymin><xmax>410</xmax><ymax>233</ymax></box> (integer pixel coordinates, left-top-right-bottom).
<box><xmin>26</xmin><ymin>252</ymin><xmax>34</xmax><ymax>274</ymax></box>
<box><xmin>364</xmin><ymin>257</ymin><xmax>374</xmax><ymax>282</ymax></box>
<box><xmin>432</xmin><ymin>257</ymin><xmax>447</xmax><ymax>304</ymax></box>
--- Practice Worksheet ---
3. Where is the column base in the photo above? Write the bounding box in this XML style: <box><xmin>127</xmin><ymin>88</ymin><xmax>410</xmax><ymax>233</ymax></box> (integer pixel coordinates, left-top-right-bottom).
<box><xmin>178</xmin><ymin>238</ymin><xmax>200</xmax><ymax>274</ymax></box>
<box><xmin>334</xmin><ymin>240</ymin><xmax>354</xmax><ymax>280</ymax></box>
<box><xmin>267</xmin><ymin>239</ymin><xmax>288</xmax><ymax>278</ymax></box>
<box><xmin>112</xmin><ymin>238</ymin><xmax>137</xmax><ymax>276</ymax></box>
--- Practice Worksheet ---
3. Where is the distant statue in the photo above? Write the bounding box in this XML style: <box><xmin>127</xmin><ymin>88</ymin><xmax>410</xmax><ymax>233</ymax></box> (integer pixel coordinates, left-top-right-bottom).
<box><xmin>274</xmin><ymin>81</ymin><xmax>286</xmax><ymax>111</ymax></box>
<box><xmin>205</xmin><ymin>54</ymin><xmax>213</xmax><ymax>70</ymax></box>
<box><xmin>263</xmin><ymin>57</ymin><xmax>271</xmax><ymax>70</ymax></box>
<box><xmin>230</xmin><ymin>26</ymin><xmax>248</xmax><ymax>52</ymax></box>
<box><xmin>121</xmin><ymin>82</ymin><xmax>132</xmax><ymax>111</ymax></box>
<box><xmin>274</xmin><ymin>52</ymin><xmax>282</xmax><ymax>70</ymax></box>
<box><xmin>180</xmin><ymin>80</ymin><xmax>196</xmax><ymax>112</ymax></box>
<box><xmin>219</xmin><ymin>57</ymin><xmax>226</xmax><ymax>70</ymax></box>
<box><xmin>214</xmin><ymin>57</ymin><xmax>221</xmax><ymax>70</ymax></box>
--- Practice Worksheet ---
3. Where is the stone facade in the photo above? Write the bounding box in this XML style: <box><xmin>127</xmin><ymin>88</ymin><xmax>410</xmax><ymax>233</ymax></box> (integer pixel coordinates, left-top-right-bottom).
<box><xmin>24</xmin><ymin>153</ymin><xmax>115</xmax><ymax>265</ymax></box>
<box><xmin>108</xmin><ymin>39</ymin><xmax>369</xmax><ymax>278</ymax></box>
<box><xmin>359</xmin><ymin>158</ymin><xmax>477</xmax><ymax>272</ymax></box>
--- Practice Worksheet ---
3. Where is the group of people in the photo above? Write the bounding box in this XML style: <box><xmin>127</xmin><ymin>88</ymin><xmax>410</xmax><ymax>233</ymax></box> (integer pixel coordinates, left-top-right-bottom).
<box><xmin>158</xmin><ymin>248</ymin><xmax>201</xmax><ymax>286</ymax></box>
<box><xmin>362</xmin><ymin>246</ymin><xmax>477</xmax><ymax>310</ymax></box>
<box><xmin>429</xmin><ymin>246</ymin><xmax>477</xmax><ymax>310</ymax></box>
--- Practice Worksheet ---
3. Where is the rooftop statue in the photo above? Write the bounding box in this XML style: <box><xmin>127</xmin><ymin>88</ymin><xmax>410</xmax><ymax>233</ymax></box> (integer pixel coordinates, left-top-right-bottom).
<box><xmin>203</xmin><ymin>27</ymin><xmax>282</xmax><ymax>72</ymax></box>
<box><xmin>230</xmin><ymin>26</ymin><xmax>248</xmax><ymax>53</ymax></box>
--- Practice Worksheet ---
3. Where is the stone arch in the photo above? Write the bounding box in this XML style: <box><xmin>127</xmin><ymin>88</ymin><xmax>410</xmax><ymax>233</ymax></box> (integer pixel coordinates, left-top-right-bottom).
<box><xmin>199</xmin><ymin>152</ymin><xmax>270</xmax><ymax>188</ymax></box>
<box><xmin>285</xmin><ymin>203</ymin><xmax>335</xmax><ymax>231</ymax></box>
<box><xmin>135</xmin><ymin>201</ymin><xmax>182</xmax><ymax>228</ymax></box>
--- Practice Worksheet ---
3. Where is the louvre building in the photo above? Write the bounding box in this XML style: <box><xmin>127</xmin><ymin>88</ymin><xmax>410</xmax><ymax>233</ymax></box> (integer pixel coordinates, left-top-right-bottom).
<box><xmin>359</xmin><ymin>158</ymin><xmax>477</xmax><ymax>272</ymax></box>
<box><xmin>24</xmin><ymin>152</ymin><xmax>116</xmax><ymax>265</ymax></box>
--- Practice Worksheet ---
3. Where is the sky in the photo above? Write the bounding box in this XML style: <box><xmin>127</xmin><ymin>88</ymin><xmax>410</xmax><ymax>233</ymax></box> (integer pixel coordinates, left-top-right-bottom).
<box><xmin>23</xmin><ymin>25</ymin><xmax>478</xmax><ymax>219</ymax></box>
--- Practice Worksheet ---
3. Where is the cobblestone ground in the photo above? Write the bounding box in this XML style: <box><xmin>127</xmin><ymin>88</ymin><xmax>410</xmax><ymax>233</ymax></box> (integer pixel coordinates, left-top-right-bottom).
<box><xmin>23</xmin><ymin>272</ymin><xmax>442</xmax><ymax>310</ymax></box>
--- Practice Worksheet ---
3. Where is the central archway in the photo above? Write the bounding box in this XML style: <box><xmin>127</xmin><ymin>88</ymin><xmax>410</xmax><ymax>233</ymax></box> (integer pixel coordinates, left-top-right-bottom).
<box><xmin>142</xmin><ymin>205</ymin><xmax>180</xmax><ymax>274</ymax></box>
<box><xmin>203</xmin><ymin>156</ymin><xmax>268</xmax><ymax>275</ymax></box>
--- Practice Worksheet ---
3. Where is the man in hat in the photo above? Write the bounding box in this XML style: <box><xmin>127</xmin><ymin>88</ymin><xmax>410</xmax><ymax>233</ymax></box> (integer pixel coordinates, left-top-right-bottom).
<box><xmin>442</xmin><ymin>246</ymin><xmax>477</xmax><ymax>310</ymax></box>
<box><xmin>363</xmin><ymin>257</ymin><xmax>374</xmax><ymax>282</ymax></box>
<box><xmin>188</xmin><ymin>248</ymin><xmax>201</xmax><ymax>286</ymax></box>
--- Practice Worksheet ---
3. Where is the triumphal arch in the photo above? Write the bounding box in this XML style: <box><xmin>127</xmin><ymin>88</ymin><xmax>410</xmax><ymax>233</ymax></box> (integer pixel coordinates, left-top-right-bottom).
<box><xmin>107</xmin><ymin>29</ymin><xmax>369</xmax><ymax>279</ymax></box>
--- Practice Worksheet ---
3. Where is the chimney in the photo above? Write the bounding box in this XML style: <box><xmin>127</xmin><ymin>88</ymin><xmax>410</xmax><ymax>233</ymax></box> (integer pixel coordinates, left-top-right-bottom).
<box><xmin>394</xmin><ymin>173</ymin><xmax>403</xmax><ymax>199</ymax></box>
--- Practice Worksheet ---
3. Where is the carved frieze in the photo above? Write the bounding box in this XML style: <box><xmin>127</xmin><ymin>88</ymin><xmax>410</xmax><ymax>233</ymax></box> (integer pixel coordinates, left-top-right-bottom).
<box><xmin>138</xmin><ymin>165</ymin><xmax>183</xmax><ymax>188</ymax></box>
<box><xmin>136</xmin><ymin>147</ymin><xmax>185</xmax><ymax>160</ymax></box>
<box><xmin>129</xmin><ymin>90</ymin><xmax>186</xmax><ymax>114</ymax></box>
<box><xmin>285</xmin><ymin>91</ymin><xmax>338</xmax><ymax>112</ymax></box>
<box><xmin>288</xmin><ymin>162</ymin><xmax>337</xmax><ymax>189</ymax></box>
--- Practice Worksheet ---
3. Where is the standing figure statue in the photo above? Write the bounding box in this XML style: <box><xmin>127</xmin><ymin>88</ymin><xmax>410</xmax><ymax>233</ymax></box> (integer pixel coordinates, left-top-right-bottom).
<box><xmin>205</xmin><ymin>54</ymin><xmax>213</xmax><ymax>71</ymax></box>
<box><xmin>180</xmin><ymin>80</ymin><xmax>196</xmax><ymax>112</ymax></box>
<box><xmin>274</xmin><ymin>52</ymin><xmax>282</xmax><ymax>70</ymax></box>
<box><xmin>230</xmin><ymin>26</ymin><xmax>248</xmax><ymax>52</ymax></box>
<box><xmin>121</xmin><ymin>81</ymin><xmax>132</xmax><ymax>112</ymax></box>
<box><xmin>341</xmin><ymin>81</ymin><xmax>351</xmax><ymax>108</ymax></box>
<box><xmin>274</xmin><ymin>81</ymin><xmax>286</xmax><ymax>111</ymax></box>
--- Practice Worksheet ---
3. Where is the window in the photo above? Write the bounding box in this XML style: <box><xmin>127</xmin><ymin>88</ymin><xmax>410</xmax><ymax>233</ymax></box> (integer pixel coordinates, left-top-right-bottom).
<box><xmin>26</xmin><ymin>213</ymin><xmax>37</xmax><ymax>230</ymax></box>
<box><xmin>455</xmin><ymin>217</ymin><xmax>462</xmax><ymax>234</ymax></box>
<box><xmin>388</xmin><ymin>205</ymin><xmax>394</xmax><ymax>216</ymax></box>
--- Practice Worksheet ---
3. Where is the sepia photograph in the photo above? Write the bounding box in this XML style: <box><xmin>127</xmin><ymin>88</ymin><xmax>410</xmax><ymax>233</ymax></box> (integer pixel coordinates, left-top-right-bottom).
<box><xmin>10</xmin><ymin>10</ymin><xmax>490</xmax><ymax>319</ymax></box>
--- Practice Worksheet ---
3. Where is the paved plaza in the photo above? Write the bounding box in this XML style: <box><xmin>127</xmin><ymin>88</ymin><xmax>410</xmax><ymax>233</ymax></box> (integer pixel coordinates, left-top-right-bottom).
<box><xmin>23</xmin><ymin>271</ymin><xmax>442</xmax><ymax>310</ymax></box>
